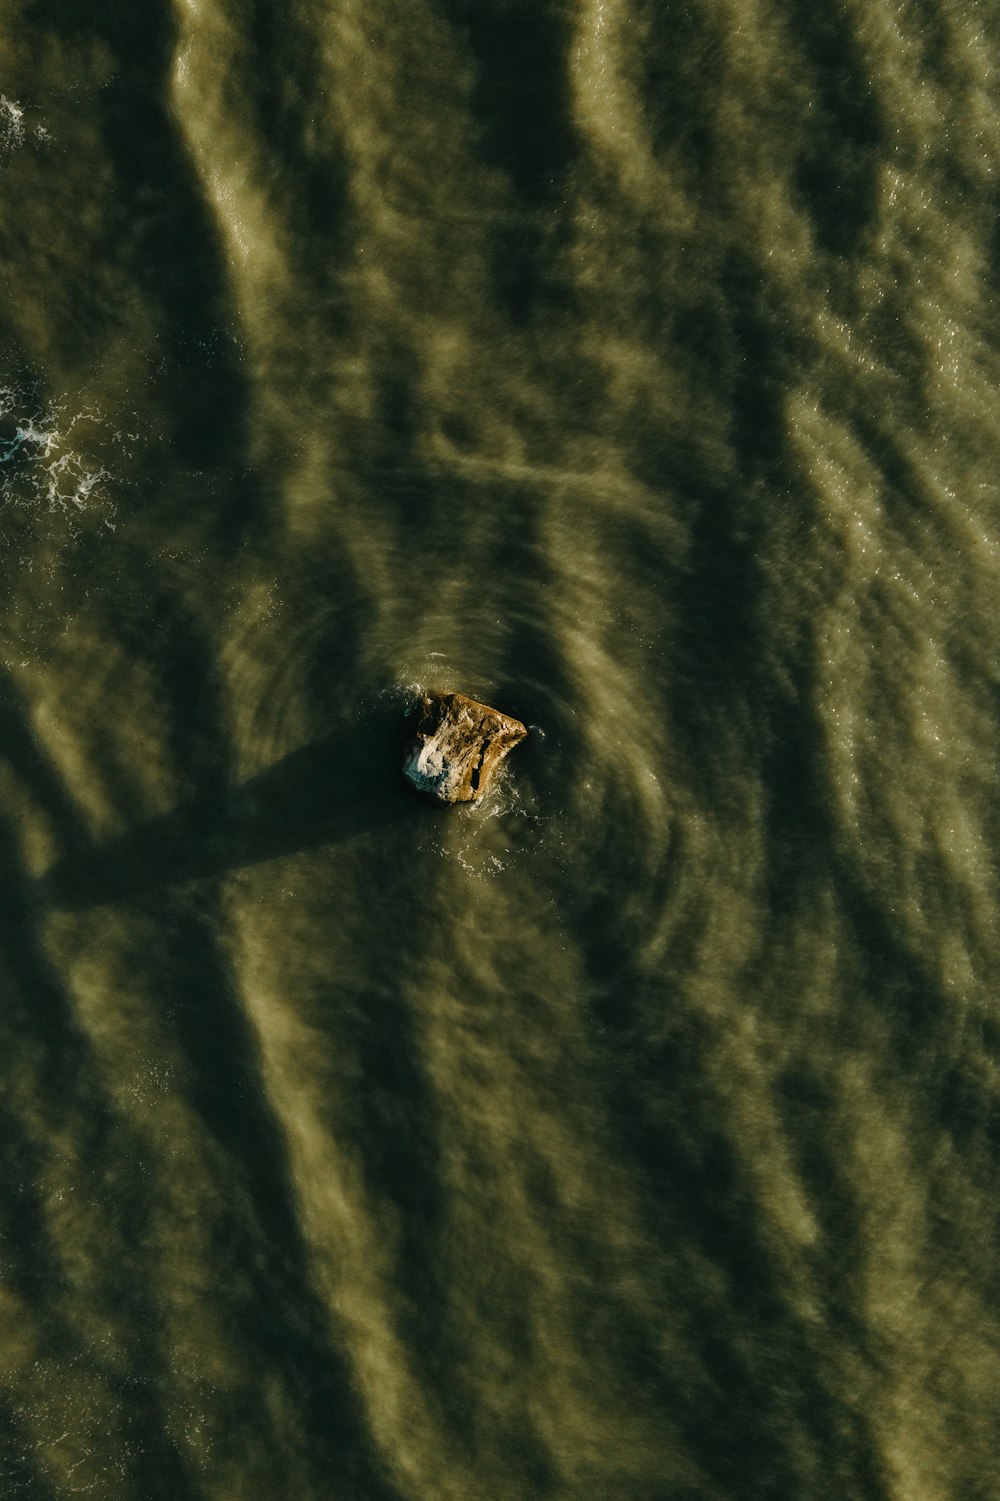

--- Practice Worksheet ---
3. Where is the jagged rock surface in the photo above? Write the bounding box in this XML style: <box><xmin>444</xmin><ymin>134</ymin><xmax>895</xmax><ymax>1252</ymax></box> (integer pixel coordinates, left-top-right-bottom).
<box><xmin>402</xmin><ymin>691</ymin><xmax>528</xmax><ymax>805</ymax></box>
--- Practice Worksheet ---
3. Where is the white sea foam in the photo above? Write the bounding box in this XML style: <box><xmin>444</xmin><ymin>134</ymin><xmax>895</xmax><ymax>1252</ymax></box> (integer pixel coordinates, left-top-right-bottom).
<box><xmin>1</xmin><ymin>96</ymin><xmax>52</xmax><ymax>158</ymax></box>
<box><xmin>0</xmin><ymin>95</ymin><xmax>26</xmax><ymax>153</ymax></box>
<box><xmin>0</xmin><ymin>388</ymin><xmax>112</xmax><ymax>518</ymax></box>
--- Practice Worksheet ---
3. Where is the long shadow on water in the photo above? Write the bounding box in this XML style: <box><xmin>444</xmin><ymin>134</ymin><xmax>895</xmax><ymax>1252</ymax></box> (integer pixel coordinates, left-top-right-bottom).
<box><xmin>41</xmin><ymin>709</ymin><xmax>425</xmax><ymax>911</ymax></box>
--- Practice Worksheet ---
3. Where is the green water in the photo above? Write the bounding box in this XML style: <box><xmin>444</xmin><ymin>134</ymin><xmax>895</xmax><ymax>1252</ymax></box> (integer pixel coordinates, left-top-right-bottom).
<box><xmin>1</xmin><ymin>2</ymin><xmax>999</xmax><ymax>1497</ymax></box>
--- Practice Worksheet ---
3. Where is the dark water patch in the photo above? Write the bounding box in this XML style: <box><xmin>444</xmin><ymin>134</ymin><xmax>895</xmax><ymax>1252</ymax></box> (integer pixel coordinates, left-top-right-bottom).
<box><xmin>145</xmin><ymin>901</ymin><xmax>401</xmax><ymax>1501</ymax></box>
<box><xmin>359</xmin><ymin>342</ymin><xmax>427</xmax><ymax>469</ymax></box>
<box><xmin>927</xmin><ymin>1056</ymin><xmax>1000</xmax><ymax>1183</ymax></box>
<box><xmin>150</xmin><ymin>903</ymin><xmax>286</xmax><ymax>1211</ymax></box>
<box><xmin>600</xmin><ymin>214</ymin><xmax>683</xmax><ymax>346</ymax></box>
<box><xmin>492</xmin><ymin>612</ymin><xmax>591</xmax><ymax>810</ymax></box>
<box><xmin>721</xmin><ymin>251</ymin><xmax>802</xmax><ymax>483</ymax></box>
<box><xmin>348</xmin><ymin>461</ymin><xmax>461</xmax><ymax>540</ymax></box>
<box><xmin>592</xmin><ymin>1013</ymin><xmax>892</xmax><ymax>1498</ymax></box>
<box><xmin>206</xmin><ymin>1228</ymin><xmax>406</xmax><ymax>1501</ymax></box>
<box><xmin>985</xmin><ymin>198</ymin><xmax>1000</xmax><ymax>304</ymax></box>
<box><xmin>775</xmin><ymin>1064</ymin><xmax>893</xmax><ymax>1371</ymax></box>
<box><xmin>99</xmin><ymin>1371</ymin><xmax>204</xmax><ymax>1501</ymax></box>
<box><xmin>314</xmin><ymin>855</ymin><xmax>539</xmax><ymax>1470</ymax></box>
<box><xmin>439</xmin><ymin>0</ymin><xmax>575</xmax><ymax>323</ymax></box>
<box><xmin>849</xmin><ymin>406</ymin><xmax>965</xmax><ymax>547</ymax></box>
<box><xmin>241</xmin><ymin>0</ymin><xmax>355</xmax><ymax>275</ymax></box>
<box><xmin>663</xmin><ymin>259</ymin><xmax>813</xmax><ymax>793</ymax></box>
<box><xmin>0</xmin><ymin>1403</ymin><xmax>60</xmax><ymax>1501</ymax></box>
<box><xmin>442</xmin><ymin>0</ymin><xmax>576</xmax><ymax>208</ymax></box>
<box><xmin>0</xmin><ymin>815</ymin><xmax>107</xmax><ymax>1104</ymax></box>
<box><xmin>0</xmin><ymin>669</ymin><xmax>92</xmax><ymax>861</ymax></box>
<box><xmin>664</xmin><ymin>488</ymin><xmax>762</xmax><ymax>787</ymax></box>
<box><xmin>335</xmin><ymin>976</ymin><xmax>450</xmax><ymax>1396</ymax></box>
<box><xmin>487</xmin><ymin>215</ymin><xmax>575</xmax><ymax>328</ymax></box>
<box><xmin>297</xmin><ymin>556</ymin><xmax>373</xmax><ymax>725</ymax></box>
<box><xmin>0</xmin><ymin>1102</ymin><xmax>69</xmax><ymax>1310</ymax></box>
<box><xmin>0</xmin><ymin>1250</ymin><xmax>202</xmax><ymax>1499</ymax></box>
<box><xmin>834</xmin><ymin>866</ymin><xmax>948</xmax><ymax>1063</ymax></box>
<box><xmin>904</xmin><ymin>0</ymin><xmax>959</xmax><ymax>94</ymax></box>
<box><xmin>670</xmin><ymin>290</ymin><xmax>735</xmax><ymax>398</ymax></box>
<box><xmin>627</xmin><ymin>1121</ymin><xmax>809</xmax><ymax>1495</ymax></box>
<box><xmin>661</xmin><ymin>282</ymin><xmax>800</xmax><ymax>781</ymax></box>
<box><xmin>639</xmin><ymin>0</ymin><xmax>725</xmax><ymax>168</ymax></box>
<box><xmin>102</xmin><ymin>580</ymin><xmax>230</xmax><ymax>803</ymax></box>
<box><xmin>0</xmin><ymin>1035</ymin><xmax>199</xmax><ymax>1497</ymax></box>
<box><xmin>755</xmin><ymin>662</ymin><xmax>840</xmax><ymax>922</ymax></box>
<box><xmin>318</xmin><ymin>849</ymin><xmax>470</xmax><ymax>1447</ymax></box>
<box><xmin>785</xmin><ymin>2</ymin><xmax>882</xmax><ymax>258</ymax></box>
<box><xmin>486</xmin><ymin>474</ymin><xmax>588</xmax><ymax>726</ymax></box>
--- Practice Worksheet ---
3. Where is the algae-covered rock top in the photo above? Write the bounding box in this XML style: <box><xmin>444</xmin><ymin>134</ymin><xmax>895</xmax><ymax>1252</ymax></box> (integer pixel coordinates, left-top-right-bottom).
<box><xmin>403</xmin><ymin>691</ymin><xmax>527</xmax><ymax>804</ymax></box>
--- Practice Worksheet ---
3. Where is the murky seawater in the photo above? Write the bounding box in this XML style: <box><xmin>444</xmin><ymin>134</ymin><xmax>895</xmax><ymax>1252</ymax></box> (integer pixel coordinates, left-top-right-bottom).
<box><xmin>1</xmin><ymin>3</ymin><xmax>998</xmax><ymax>1498</ymax></box>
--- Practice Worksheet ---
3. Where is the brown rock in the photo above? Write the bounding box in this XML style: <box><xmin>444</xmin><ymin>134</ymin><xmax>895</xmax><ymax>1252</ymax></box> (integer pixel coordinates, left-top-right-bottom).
<box><xmin>402</xmin><ymin>691</ymin><xmax>528</xmax><ymax>805</ymax></box>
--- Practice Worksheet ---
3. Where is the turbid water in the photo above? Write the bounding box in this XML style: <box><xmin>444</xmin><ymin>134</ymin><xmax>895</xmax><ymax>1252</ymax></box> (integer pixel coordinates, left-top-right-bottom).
<box><xmin>1</xmin><ymin>3</ymin><xmax>999</xmax><ymax>1498</ymax></box>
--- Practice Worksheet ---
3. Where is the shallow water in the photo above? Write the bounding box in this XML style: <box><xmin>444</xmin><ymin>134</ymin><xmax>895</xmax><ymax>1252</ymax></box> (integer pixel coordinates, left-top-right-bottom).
<box><xmin>1</xmin><ymin>3</ymin><xmax>999</xmax><ymax>1498</ymax></box>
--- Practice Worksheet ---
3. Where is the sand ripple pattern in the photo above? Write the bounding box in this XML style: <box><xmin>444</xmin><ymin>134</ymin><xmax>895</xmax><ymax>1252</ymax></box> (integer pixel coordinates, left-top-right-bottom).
<box><xmin>0</xmin><ymin>1</ymin><xmax>997</xmax><ymax>1498</ymax></box>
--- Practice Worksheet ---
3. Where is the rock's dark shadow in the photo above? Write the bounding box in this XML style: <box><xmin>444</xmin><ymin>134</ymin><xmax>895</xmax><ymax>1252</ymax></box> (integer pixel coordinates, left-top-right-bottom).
<box><xmin>40</xmin><ymin>712</ymin><xmax>427</xmax><ymax>910</ymax></box>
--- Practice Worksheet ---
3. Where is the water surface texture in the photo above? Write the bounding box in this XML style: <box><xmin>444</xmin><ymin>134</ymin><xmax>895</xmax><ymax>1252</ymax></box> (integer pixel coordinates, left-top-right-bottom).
<box><xmin>1</xmin><ymin>2</ymin><xmax>999</xmax><ymax>1498</ymax></box>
